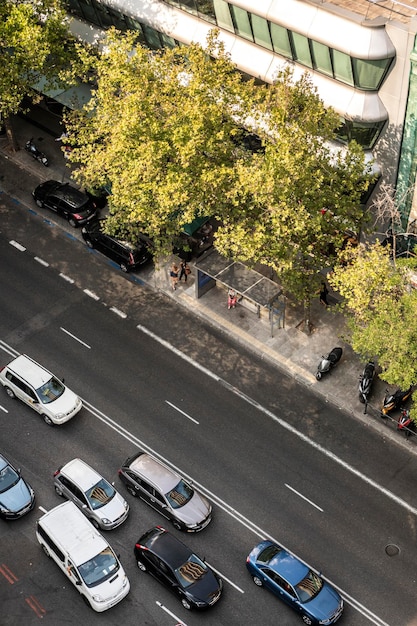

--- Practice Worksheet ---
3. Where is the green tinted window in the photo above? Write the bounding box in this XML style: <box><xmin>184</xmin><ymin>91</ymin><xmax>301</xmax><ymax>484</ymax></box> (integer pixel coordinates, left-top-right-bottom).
<box><xmin>311</xmin><ymin>40</ymin><xmax>333</xmax><ymax>77</ymax></box>
<box><xmin>270</xmin><ymin>23</ymin><xmax>292</xmax><ymax>58</ymax></box>
<box><xmin>291</xmin><ymin>32</ymin><xmax>312</xmax><ymax>68</ymax></box>
<box><xmin>353</xmin><ymin>58</ymin><xmax>392</xmax><ymax>90</ymax></box>
<box><xmin>213</xmin><ymin>0</ymin><xmax>233</xmax><ymax>31</ymax></box>
<box><xmin>252</xmin><ymin>14</ymin><xmax>272</xmax><ymax>50</ymax></box>
<box><xmin>231</xmin><ymin>6</ymin><xmax>253</xmax><ymax>41</ymax></box>
<box><xmin>332</xmin><ymin>50</ymin><xmax>354</xmax><ymax>85</ymax></box>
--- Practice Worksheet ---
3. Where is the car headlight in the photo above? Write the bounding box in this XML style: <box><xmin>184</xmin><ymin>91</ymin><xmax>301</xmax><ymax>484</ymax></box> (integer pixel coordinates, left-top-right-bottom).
<box><xmin>101</xmin><ymin>518</ymin><xmax>112</xmax><ymax>525</ymax></box>
<box><xmin>122</xmin><ymin>575</ymin><xmax>128</xmax><ymax>588</ymax></box>
<box><xmin>92</xmin><ymin>594</ymin><xmax>105</xmax><ymax>603</ymax></box>
<box><xmin>193</xmin><ymin>600</ymin><xmax>207</xmax><ymax>607</ymax></box>
<box><xmin>55</xmin><ymin>413</ymin><xmax>64</xmax><ymax>419</ymax></box>
<box><xmin>0</xmin><ymin>504</ymin><xmax>8</xmax><ymax>514</ymax></box>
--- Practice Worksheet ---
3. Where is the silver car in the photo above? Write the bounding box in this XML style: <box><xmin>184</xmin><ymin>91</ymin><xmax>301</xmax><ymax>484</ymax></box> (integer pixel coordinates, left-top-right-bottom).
<box><xmin>53</xmin><ymin>458</ymin><xmax>129</xmax><ymax>530</ymax></box>
<box><xmin>118</xmin><ymin>452</ymin><xmax>212</xmax><ymax>532</ymax></box>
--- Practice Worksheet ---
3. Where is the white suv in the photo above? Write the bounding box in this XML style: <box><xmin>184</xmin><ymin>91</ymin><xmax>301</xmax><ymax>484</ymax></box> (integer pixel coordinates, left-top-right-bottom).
<box><xmin>0</xmin><ymin>354</ymin><xmax>82</xmax><ymax>425</ymax></box>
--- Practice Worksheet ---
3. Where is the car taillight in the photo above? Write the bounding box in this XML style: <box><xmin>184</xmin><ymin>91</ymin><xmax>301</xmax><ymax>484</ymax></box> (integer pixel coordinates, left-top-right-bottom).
<box><xmin>0</xmin><ymin>366</ymin><xmax>4</xmax><ymax>372</ymax></box>
<box><xmin>53</xmin><ymin>470</ymin><xmax>60</xmax><ymax>477</ymax></box>
<box><xmin>135</xmin><ymin>544</ymin><xmax>147</xmax><ymax>550</ymax></box>
<box><xmin>72</xmin><ymin>213</ymin><xmax>82</xmax><ymax>220</ymax></box>
<box><xmin>128</xmin><ymin>253</ymin><xmax>135</xmax><ymax>266</ymax></box>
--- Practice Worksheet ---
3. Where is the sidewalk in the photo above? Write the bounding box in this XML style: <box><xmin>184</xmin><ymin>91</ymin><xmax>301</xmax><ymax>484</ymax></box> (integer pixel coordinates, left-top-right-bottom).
<box><xmin>1</xmin><ymin>105</ymin><xmax>416</xmax><ymax>452</ymax></box>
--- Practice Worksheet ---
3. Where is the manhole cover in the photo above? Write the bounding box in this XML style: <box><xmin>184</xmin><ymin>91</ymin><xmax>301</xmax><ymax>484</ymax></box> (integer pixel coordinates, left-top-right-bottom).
<box><xmin>385</xmin><ymin>544</ymin><xmax>400</xmax><ymax>556</ymax></box>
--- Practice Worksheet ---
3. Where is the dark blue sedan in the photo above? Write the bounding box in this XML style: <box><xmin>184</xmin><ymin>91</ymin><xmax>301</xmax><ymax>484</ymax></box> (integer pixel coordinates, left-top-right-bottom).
<box><xmin>246</xmin><ymin>540</ymin><xmax>343</xmax><ymax>625</ymax></box>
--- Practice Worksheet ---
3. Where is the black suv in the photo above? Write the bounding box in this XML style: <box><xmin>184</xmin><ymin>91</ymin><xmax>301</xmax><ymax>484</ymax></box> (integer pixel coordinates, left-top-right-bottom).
<box><xmin>32</xmin><ymin>180</ymin><xmax>97</xmax><ymax>227</ymax></box>
<box><xmin>81</xmin><ymin>219</ymin><xmax>152</xmax><ymax>272</ymax></box>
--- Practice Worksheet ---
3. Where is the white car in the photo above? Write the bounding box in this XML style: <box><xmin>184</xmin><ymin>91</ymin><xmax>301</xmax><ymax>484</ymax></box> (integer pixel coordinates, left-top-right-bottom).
<box><xmin>54</xmin><ymin>458</ymin><xmax>129</xmax><ymax>530</ymax></box>
<box><xmin>0</xmin><ymin>354</ymin><xmax>82</xmax><ymax>426</ymax></box>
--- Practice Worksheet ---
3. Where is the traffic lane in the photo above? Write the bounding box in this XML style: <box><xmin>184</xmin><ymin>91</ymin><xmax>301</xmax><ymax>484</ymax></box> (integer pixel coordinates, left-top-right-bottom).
<box><xmin>2</xmin><ymin>191</ymin><xmax>417</xmax><ymax>514</ymax></box>
<box><xmin>0</xmin><ymin>383</ymin><xmax>402</xmax><ymax>626</ymax></box>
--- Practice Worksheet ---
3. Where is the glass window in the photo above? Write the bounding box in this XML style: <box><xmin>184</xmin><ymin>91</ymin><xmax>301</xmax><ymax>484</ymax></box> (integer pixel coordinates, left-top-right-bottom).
<box><xmin>291</xmin><ymin>32</ymin><xmax>312</xmax><ymax>68</ymax></box>
<box><xmin>142</xmin><ymin>24</ymin><xmax>163</xmax><ymax>50</ymax></box>
<box><xmin>310</xmin><ymin>40</ymin><xmax>333</xmax><ymax>77</ymax></box>
<box><xmin>353</xmin><ymin>57</ymin><xmax>392</xmax><ymax>91</ymax></box>
<box><xmin>230</xmin><ymin>6</ymin><xmax>253</xmax><ymax>41</ymax></box>
<box><xmin>180</xmin><ymin>0</ymin><xmax>198</xmax><ymax>15</ymax></box>
<box><xmin>270</xmin><ymin>23</ymin><xmax>292</xmax><ymax>58</ymax></box>
<box><xmin>336</xmin><ymin>118</ymin><xmax>385</xmax><ymax>149</ymax></box>
<box><xmin>332</xmin><ymin>49</ymin><xmax>354</xmax><ymax>85</ymax></box>
<box><xmin>86</xmin><ymin>479</ymin><xmax>115</xmax><ymax>510</ymax></box>
<box><xmin>213</xmin><ymin>0</ymin><xmax>233</xmax><ymax>31</ymax></box>
<box><xmin>160</xmin><ymin>33</ymin><xmax>178</xmax><ymax>49</ymax></box>
<box><xmin>252</xmin><ymin>15</ymin><xmax>272</xmax><ymax>50</ymax></box>
<box><xmin>197</xmin><ymin>0</ymin><xmax>216</xmax><ymax>23</ymax></box>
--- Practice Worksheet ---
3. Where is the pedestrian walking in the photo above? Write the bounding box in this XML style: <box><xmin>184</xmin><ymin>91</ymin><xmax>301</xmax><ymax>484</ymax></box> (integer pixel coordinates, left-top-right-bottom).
<box><xmin>319</xmin><ymin>281</ymin><xmax>329</xmax><ymax>306</ymax></box>
<box><xmin>179</xmin><ymin>260</ymin><xmax>190</xmax><ymax>282</ymax></box>
<box><xmin>170</xmin><ymin>264</ymin><xmax>179</xmax><ymax>291</ymax></box>
<box><xmin>228</xmin><ymin>288</ymin><xmax>237</xmax><ymax>309</ymax></box>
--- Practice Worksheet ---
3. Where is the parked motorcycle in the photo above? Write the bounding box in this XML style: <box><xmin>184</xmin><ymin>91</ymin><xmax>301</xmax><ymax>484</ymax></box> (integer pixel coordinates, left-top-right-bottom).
<box><xmin>358</xmin><ymin>361</ymin><xmax>375</xmax><ymax>413</ymax></box>
<box><xmin>397</xmin><ymin>408</ymin><xmax>416</xmax><ymax>438</ymax></box>
<box><xmin>316</xmin><ymin>347</ymin><xmax>343</xmax><ymax>381</ymax></box>
<box><xmin>25</xmin><ymin>138</ymin><xmax>49</xmax><ymax>166</ymax></box>
<box><xmin>380</xmin><ymin>386</ymin><xmax>412</xmax><ymax>418</ymax></box>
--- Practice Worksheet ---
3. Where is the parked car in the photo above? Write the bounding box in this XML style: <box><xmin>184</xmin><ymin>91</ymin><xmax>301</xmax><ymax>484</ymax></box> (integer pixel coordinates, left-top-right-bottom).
<box><xmin>54</xmin><ymin>458</ymin><xmax>129</xmax><ymax>530</ymax></box>
<box><xmin>134</xmin><ymin>526</ymin><xmax>223</xmax><ymax>610</ymax></box>
<box><xmin>118</xmin><ymin>451</ymin><xmax>212</xmax><ymax>532</ymax></box>
<box><xmin>0</xmin><ymin>354</ymin><xmax>82</xmax><ymax>426</ymax></box>
<box><xmin>0</xmin><ymin>453</ymin><xmax>35</xmax><ymax>519</ymax></box>
<box><xmin>246</xmin><ymin>540</ymin><xmax>343</xmax><ymax>625</ymax></box>
<box><xmin>81</xmin><ymin>219</ymin><xmax>152</xmax><ymax>272</ymax></box>
<box><xmin>32</xmin><ymin>180</ymin><xmax>97</xmax><ymax>227</ymax></box>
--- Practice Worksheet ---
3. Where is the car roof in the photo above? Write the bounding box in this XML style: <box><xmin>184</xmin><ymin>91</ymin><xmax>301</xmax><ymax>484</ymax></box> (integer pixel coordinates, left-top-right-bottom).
<box><xmin>6</xmin><ymin>354</ymin><xmax>53</xmax><ymax>388</ymax></box>
<box><xmin>60</xmin><ymin>459</ymin><xmax>104</xmax><ymax>491</ymax></box>
<box><xmin>141</xmin><ymin>528</ymin><xmax>192</xmax><ymax>568</ymax></box>
<box><xmin>267</xmin><ymin>548</ymin><xmax>309</xmax><ymax>585</ymax></box>
<box><xmin>127</xmin><ymin>453</ymin><xmax>180</xmax><ymax>493</ymax></box>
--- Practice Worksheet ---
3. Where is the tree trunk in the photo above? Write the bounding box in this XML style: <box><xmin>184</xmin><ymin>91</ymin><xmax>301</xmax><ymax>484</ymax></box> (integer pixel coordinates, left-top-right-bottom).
<box><xmin>5</xmin><ymin>115</ymin><xmax>19</xmax><ymax>152</ymax></box>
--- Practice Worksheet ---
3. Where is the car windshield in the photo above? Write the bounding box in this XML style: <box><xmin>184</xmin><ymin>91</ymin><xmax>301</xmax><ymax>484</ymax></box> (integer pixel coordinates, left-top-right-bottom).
<box><xmin>258</xmin><ymin>545</ymin><xmax>282</xmax><ymax>563</ymax></box>
<box><xmin>175</xmin><ymin>554</ymin><xmax>208</xmax><ymax>588</ymax></box>
<box><xmin>78</xmin><ymin>547</ymin><xmax>119</xmax><ymax>587</ymax></box>
<box><xmin>295</xmin><ymin>570</ymin><xmax>323</xmax><ymax>603</ymax></box>
<box><xmin>0</xmin><ymin>464</ymin><xmax>19</xmax><ymax>493</ymax></box>
<box><xmin>165</xmin><ymin>479</ymin><xmax>193</xmax><ymax>509</ymax></box>
<box><xmin>85</xmin><ymin>479</ymin><xmax>115</xmax><ymax>510</ymax></box>
<box><xmin>36</xmin><ymin>377</ymin><xmax>65</xmax><ymax>404</ymax></box>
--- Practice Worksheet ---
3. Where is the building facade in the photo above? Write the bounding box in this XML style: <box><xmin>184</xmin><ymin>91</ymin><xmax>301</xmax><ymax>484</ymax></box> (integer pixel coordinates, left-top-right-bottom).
<box><xmin>66</xmin><ymin>0</ymin><xmax>417</xmax><ymax>221</ymax></box>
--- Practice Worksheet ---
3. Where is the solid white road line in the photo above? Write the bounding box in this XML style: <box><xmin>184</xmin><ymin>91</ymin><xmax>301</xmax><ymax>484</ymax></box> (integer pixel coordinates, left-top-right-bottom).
<box><xmin>60</xmin><ymin>327</ymin><xmax>91</xmax><ymax>349</ymax></box>
<box><xmin>165</xmin><ymin>400</ymin><xmax>199</xmax><ymax>425</ymax></box>
<box><xmin>285</xmin><ymin>484</ymin><xmax>324</xmax><ymax>512</ymax></box>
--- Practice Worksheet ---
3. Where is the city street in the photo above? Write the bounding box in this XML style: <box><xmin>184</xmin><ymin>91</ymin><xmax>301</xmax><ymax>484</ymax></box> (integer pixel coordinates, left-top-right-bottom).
<box><xmin>1</xmin><ymin>185</ymin><xmax>417</xmax><ymax>625</ymax></box>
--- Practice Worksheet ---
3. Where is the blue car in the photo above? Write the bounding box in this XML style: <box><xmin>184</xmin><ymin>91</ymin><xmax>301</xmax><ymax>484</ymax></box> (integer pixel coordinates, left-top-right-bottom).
<box><xmin>0</xmin><ymin>454</ymin><xmax>35</xmax><ymax>520</ymax></box>
<box><xmin>246</xmin><ymin>540</ymin><xmax>343</xmax><ymax>625</ymax></box>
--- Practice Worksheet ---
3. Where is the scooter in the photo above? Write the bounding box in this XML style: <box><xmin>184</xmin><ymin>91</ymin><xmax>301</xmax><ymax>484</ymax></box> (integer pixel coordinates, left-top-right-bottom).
<box><xmin>316</xmin><ymin>347</ymin><xmax>343</xmax><ymax>381</ymax></box>
<box><xmin>25</xmin><ymin>138</ymin><xmax>49</xmax><ymax>166</ymax></box>
<box><xmin>397</xmin><ymin>408</ymin><xmax>416</xmax><ymax>438</ymax></box>
<box><xmin>381</xmin><ymin>386</ymin><xmax>412</xmax><ymax>418</ymax></box>
<box><xmin>358</xmin><ymin>361</ymin><xmax>375</xmax><ymax>413</ymax></box>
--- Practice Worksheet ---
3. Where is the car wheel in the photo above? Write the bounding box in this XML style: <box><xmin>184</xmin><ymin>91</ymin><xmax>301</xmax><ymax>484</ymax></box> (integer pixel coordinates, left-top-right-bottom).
<box><xmin>68</xmin><ymin>217</ymin><xmax>78</xmax><ymax>228</ymax></box>
<box><xmin>172</xmin><ymin>520</ymin><xmax>183</xmax><ymax>531</ymax></box>
<box><xmin>315</xmin><ymin>372</ymin><xmax>322</xmax><ymax>381</ymax></box>
<box><xmin>85</xmin><ymin>238</ymin><xmax>94</xmax><ymax>249</ymax></box>
<box><xmin>126</xmin><ymin>485</ymin><xmax>137</xmax><ymax>497</ymax></box>
<box><xmin>181</xmin><ymin>597</ymin><xmax>192</xmax><ymax>610</ymax></box>
<box><xmin>4</xmin><ymin>386</ymin><xmax>15</xmax><ymax>399</ymax></box>
<box><xmin>54</xmin><ymin>485</ymin><xmax>63</xmax><ymax>497</ymax></box>
<box><xmin>42</xmin><ymin>414</ymin><xmax>54</xmax><ymax>426</ymax></box>
<box><xmin>120</xmin><ymin>263</ymin><xmax>128</xmax><ymax>273</ymax></box>
<box><xmin>253</xmin><ymin>576</ymin><xmax>263</xmax><ymax>587</ymax></box>
<box><xmin>302</xmin><ymin>616</ymin><xmax>313</xmax><ymax>625</ymax></box>
<box><xmin>136</xmin><ymin>559</ymin><xmax>147</xmax><ymax>572</ymax></box>
<box><xmin>82</xmin><ymin>596</ymin><xmax>92</xmax><ymax>610</ymax></box>
<box><xmin>35</xmin><ymin>199</ymin><xmax>44</xmax><ymax>208</ymax></box>
<box><xmin>41</xmin><ymin>544</ymin><xmax>50</xmax><ymax>558</ymax></box>
<box><xmin>90</xmin><ymin>519</ymin><xmax>100</xmax><ymax>530</ymax></box>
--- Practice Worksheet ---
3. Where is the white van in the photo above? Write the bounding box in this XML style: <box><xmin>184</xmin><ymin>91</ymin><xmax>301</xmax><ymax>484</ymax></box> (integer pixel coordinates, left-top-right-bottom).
<box><xmin>0</xmin><ymin>354</ymin><xmax>82</xmax><ymax>425</ymax></box>
<box><xmin>36</xmin><ymin>501</ymin><xmax>130</xmax><ymax>612</ymax></box>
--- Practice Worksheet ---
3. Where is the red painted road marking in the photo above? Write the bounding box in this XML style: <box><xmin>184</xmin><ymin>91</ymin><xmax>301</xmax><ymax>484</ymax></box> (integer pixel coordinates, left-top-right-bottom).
<box><xmin>25</xmin><ymin>595</ymin><xmax>46</xmax><ymax>618</ymax></box>
<box><xmin>0</xmin><ymin>563</ymin><xmax>18</xmax><ymax>584</ymax></box>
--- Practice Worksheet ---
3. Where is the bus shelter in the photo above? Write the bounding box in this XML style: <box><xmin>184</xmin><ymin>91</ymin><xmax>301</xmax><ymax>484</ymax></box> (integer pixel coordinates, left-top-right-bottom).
<box><xmin>194</xmin><ymin>249</ymin><xmax>284</xmax><ymax>329</ymax></box>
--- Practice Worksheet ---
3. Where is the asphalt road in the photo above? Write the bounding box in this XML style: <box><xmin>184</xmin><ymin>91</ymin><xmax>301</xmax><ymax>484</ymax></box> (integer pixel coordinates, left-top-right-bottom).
<box><xmin>1</xmin><ymin>189</ymin><xmax>417</xmax><ymax>626</ymax></box>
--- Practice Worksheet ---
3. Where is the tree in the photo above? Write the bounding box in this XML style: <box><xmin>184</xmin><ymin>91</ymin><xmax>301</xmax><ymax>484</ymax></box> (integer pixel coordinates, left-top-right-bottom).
<box><xmin>65</xmin><ymin>29</ymin><xmax>372</xmax><ymax>306</ymax></box>
<box><xmin>328</xmin><ymin>241</ymin><xmax>417</xmax><ymax>422</ymax></box>
<box><xmin>0</xmin><ymin>0</ymin><xmax>89</xmax><ymax>149</ymax></box>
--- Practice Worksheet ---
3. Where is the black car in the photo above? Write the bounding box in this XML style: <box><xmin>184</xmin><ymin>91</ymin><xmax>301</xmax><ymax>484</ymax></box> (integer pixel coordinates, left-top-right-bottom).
<box><xmin>82</xmin><ymin>219</ymin><xmax>152</xmax><ymax>272</ymax></box>
<box><xmin>134</xmin><ymin>527</ymin><xmax>223</xmax><ymax>610</ymax></box>
<box><xmin>32</xmin><ymin>180</ymin><xmax>97</xmax><ymax>227</ymax></box>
